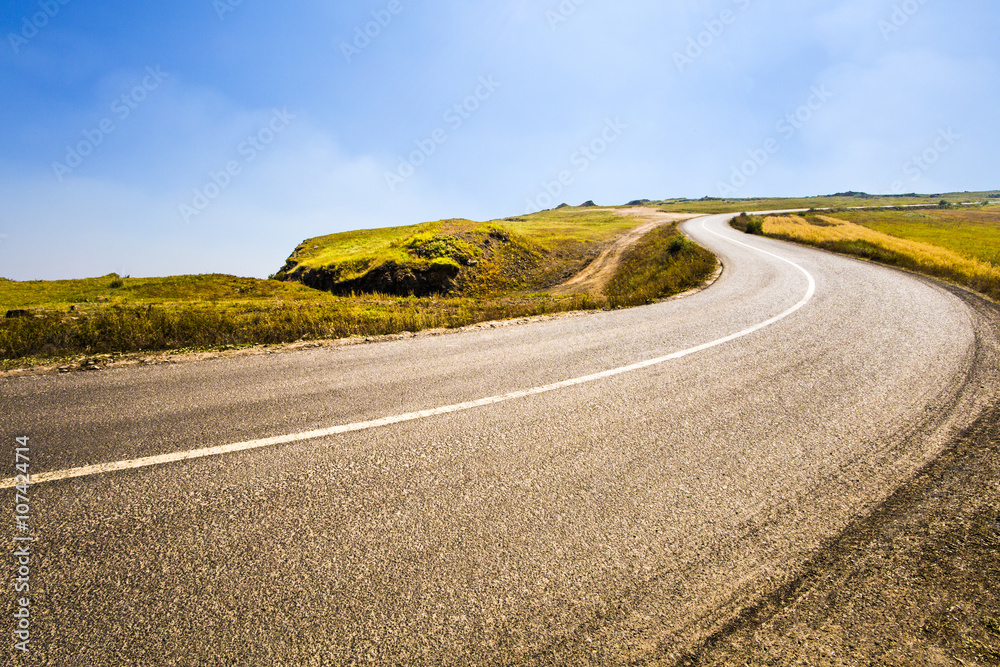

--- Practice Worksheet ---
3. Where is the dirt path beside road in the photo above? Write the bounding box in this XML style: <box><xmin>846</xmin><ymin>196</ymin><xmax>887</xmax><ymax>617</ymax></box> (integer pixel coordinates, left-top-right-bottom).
<box><xmin>549</xmin><ymin>208</ymin><xmax>699</xmax><ymax>295</ymax></box>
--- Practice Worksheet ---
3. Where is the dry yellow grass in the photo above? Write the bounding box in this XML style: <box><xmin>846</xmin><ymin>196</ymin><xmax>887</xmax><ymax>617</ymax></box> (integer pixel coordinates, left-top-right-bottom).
<box><xmin>762</xmin><ymin>214</ymin><xmax>1000</xmax><ymax>300</ymax></box>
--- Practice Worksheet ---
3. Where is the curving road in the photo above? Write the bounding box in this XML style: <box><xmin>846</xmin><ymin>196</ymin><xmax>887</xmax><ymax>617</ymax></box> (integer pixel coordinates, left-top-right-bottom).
<box><xmin>2</xmin><ymin>213</ymin><xmax>995</xmax><ymax>665</ymax></box>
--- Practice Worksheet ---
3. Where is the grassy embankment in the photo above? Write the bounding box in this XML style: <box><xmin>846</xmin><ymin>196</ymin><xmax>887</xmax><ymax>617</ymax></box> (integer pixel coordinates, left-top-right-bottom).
<box><xmin>604</xmin><ymin>225</ymin><xmax>716</xmax><ymax>308</ymax></box>
<box><xmin>732</xmin><ymin>205</ymin><xmax>1000</xmax><ymax>302</ymax></box>
<box><xmin>1</xmin><ymin>207</ymin><xmax>714</xmax><ymax>368</ymax></box>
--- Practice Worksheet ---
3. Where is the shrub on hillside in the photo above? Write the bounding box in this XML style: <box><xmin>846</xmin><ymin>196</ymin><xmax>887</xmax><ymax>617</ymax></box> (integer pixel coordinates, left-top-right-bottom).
<box><xmin>730</xmin><ymin>212</ymin><xmax>764</xmax><ymax>235</ymax></box>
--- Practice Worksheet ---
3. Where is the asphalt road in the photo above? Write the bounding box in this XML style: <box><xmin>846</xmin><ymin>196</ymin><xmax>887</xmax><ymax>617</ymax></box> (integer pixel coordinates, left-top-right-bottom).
<box><xmin>1</xmin><ymin>213</ymin><xmax>994</xmax><ymax>666</ymax></box>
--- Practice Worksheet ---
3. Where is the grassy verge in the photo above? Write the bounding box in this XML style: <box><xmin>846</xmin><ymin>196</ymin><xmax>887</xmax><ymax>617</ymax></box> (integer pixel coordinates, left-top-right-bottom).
<box><xmin>0</xmin><ymin>289</ymin><xmax>601</xmax><ymax>368</ymax></box>
<box><xmin>728</xmin><ymin>212</ymin><xmax>764</xmax><ymax>235</ymax></box>
<box><xmin>605</xmin><ymin>223</ymin><xmax>717</xmax><ymax>308</ymax></box>
<box><xmin>0</xmin><ymin>273</ymin><xmax>340</xmax><ymax>310</ymax></box>
<box><xmin>733</xmin><ymin>208</ymin><xmax>1000</xmax><ymax>302</ymax></box>
<box><xmin>816</xmin><ymin>207</ymin><xmax>1000</xmax><ymax>267</ymax></box>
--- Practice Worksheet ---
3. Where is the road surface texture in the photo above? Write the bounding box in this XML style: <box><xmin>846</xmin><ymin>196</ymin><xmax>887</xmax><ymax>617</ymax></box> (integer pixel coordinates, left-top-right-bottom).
<box><xmin>2</xmin><ymin>214</ymin><xmax>997</xmax><ymax>666</ymax></box>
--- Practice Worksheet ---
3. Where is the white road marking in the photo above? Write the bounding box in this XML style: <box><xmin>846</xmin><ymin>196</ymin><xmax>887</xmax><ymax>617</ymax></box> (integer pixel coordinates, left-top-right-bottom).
<box><xmin>1</xmin><ymin>216</ymin><xmax>816</xmax><ymax>490</ymax></box>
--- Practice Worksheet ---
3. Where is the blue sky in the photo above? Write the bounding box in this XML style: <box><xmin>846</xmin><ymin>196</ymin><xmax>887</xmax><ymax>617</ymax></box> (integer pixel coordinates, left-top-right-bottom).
<box><xmin>1</xmin><ymin>0</ymin><xmax>997</xmax><ymax>280</ymax></box>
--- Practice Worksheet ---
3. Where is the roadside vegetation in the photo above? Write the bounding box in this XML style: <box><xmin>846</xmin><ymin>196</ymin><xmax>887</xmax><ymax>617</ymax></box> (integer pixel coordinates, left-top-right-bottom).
<box><xmin>729</xmin><ymin>212</ymin><xmax>763</xmax><ymax>235</ymax></box>
<box><xmin>731</xmin><ymin>205</ymin><xmax>1000</xmax><ymax>301</ymax></box>
<box><xmin>605</xmin><ymin>224</ymin><xmax>717</xmax><ymax>308</ymax></box>
<box><xmin>0</xmin><ymin>289</ymin><xmax>600</xmax><ymax>369</ymax></box>
<box><xmin>821</xmin><ymin>207</ymin><xmax>1000</xmax><ymax>267</ymax></box>
<box><xmin>1</xmin><ymin>208</ymin><xmax>712</xmax><ymax>369</ymax></box>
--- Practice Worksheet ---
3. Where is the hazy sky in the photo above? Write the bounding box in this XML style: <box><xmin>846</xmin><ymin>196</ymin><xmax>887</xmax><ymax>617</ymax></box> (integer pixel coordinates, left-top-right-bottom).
<box><xmin>1</xmin><ymin>0</ymin><xmax>997</xmax><ymax>280</ymax></box>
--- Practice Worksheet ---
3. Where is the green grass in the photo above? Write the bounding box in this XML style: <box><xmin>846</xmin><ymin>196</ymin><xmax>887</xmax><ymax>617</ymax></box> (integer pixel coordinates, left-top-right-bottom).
<box><xmin>282</xmin><ymin>221</ymin><xmax>445</xmax><ymax>279</ymax></box>
<box><xmin>275</xmin><ymin>207</ymin><xmax>643</xmax><ymax>298</ymax></box>
<box><xmin>497</xmin><ymin>207</ymin><xmax>638</xmax><ymax>248</ymax></box>
<box><xmin>0</xmin><ymin>293</ymin><xmax>601</xmax><ymax>364</ymax></box>
<box><xmin>729</xmin><ymin>213</ymin><xmax>763</xmax><ymax>235</ymax></box>
<box><xmin>281</xmin><ymin>208</ymin><xmax>635</xmax><ymax>275</ymax></box>
<box><xmin>605</xmin><ymin>224</ymin><xmax>717</xmax><ymax>308</ymax></box>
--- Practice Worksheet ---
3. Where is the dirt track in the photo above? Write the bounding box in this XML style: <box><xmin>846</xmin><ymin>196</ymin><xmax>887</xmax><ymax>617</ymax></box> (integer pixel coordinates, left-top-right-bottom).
<box><xmin>548</xmin><ymin>208</ymin><xmax>698</xmax><ymax>295</ymax></box>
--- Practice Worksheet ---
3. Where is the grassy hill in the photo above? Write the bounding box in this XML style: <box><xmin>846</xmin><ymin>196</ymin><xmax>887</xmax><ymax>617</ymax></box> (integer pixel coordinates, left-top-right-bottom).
<box><xmin>273</xmin><ymin>208</ymin><xmax>644</xmax><ymax>297</ymax></box>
